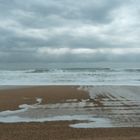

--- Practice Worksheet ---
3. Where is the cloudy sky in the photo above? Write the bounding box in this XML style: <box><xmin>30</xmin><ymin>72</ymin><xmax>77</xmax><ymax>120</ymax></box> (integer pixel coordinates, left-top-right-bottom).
<box><xmin>0</xmin><ymin>0</ymin><xmax>140</xmax><ymax>62</ymax></box>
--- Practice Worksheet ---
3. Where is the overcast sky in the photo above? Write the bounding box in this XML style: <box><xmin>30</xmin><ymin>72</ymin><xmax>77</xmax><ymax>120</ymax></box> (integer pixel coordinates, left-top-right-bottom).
<box><xmin>0</xmin><ymin>0</ymin><xmax>140</xmax><ymax>62</ymax></box>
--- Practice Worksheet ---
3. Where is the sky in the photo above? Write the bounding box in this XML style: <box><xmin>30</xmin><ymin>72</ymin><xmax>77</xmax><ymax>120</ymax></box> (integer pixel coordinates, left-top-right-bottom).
<box><xmin>0</xmin><ymin>0</ymin><xmax>140</xmax><ymax>62</ymax></box>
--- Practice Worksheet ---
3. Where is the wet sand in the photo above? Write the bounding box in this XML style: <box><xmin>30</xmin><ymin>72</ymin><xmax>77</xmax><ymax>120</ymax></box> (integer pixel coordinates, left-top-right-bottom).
<box><xmin>0</xmin><ymin>86</ymin><xmax>88</xmax><ymax>111</ymax></box>
<box><xmin>0</xmin><ymin>86</ymin><xmax>140</xmax><ymax>140</ymax></box>
<box><xmin>0</xmin><ymin>122</ymin><xmax>140</xmax><ymax>140</ymax></box>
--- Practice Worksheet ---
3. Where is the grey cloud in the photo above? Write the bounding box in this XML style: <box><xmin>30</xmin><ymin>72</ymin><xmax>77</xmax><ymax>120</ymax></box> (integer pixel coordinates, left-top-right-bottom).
<box><xmin>0</xmin><ymin>0</ymin><xmax>140</xmax><ymax>62</ymax></box>
<box><xmin>1</xmin><ymin>0</ymin><xmax>123</xmax><ymax>28</ymax></box>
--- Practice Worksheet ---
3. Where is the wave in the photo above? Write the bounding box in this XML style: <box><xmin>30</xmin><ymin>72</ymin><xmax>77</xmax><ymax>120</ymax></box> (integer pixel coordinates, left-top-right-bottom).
<box><xmin>1</xmin><ymin>67</ymin><xmax>140</xmax><ymax>85</ymax></box>
<box><xmin>64</xmin><ymin>67</ymin><xmax>113</xmax><ymax>71</ymax></box>
<box><xmin>26</xmin><ymin>69</ymin><xmax>50</xmax><ymax>73</ymax></box>
<box><xmin>124</xmin><ymin>69</ymin><xmax>140</xmax><ymax>72</ymax></box>
<box><xmin>1</xmin><ymin>68</ymin><xmax>140</xmax><ymax>74</ymax></box>
<box><xmin>25</xmin><ymin>67</ymin><xmax>114</xmax><ymax>73</ymax></box>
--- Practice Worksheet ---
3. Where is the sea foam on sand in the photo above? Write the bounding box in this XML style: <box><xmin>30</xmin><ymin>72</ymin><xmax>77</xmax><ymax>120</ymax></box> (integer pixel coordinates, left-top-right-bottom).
<box><xmin>0</xmin><ymin>86</ymin><xmax>140</xmax><ymax>128</ymax></box>
<box><xmin>0</xmin><ymin>97</ymin><xmax>112</xmax><ymax>128</ymax></box>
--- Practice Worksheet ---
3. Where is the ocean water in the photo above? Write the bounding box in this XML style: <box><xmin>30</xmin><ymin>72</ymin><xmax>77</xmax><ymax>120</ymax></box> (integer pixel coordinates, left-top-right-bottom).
<box><xmin>0</xmin><ymin>62</ymin><xmax>140</xmax><ymax>85</ymax></box>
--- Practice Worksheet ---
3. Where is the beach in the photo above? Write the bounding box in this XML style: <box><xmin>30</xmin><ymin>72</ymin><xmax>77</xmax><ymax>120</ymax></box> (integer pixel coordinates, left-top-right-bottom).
<box><xmin>0</xmin><ymin>86</ymin><xmax>88</xmax><ymax>111</ymax></box>
<box><xmin>0</xmin><ymin>122</ymin><xmax>140</xmax><ymax>140</ymax></box>
<box><xmin>0</xmin><ymin>0</ymin><xmax>140</xmax><ymax>139</ymax></box>
<box><xmin>0</xmin><ymin>86</ymin><xmax>140</xmax><ymax>140</ymax></box>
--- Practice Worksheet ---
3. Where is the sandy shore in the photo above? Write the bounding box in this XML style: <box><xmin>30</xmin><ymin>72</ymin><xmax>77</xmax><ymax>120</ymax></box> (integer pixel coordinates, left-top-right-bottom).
<box><xmin>0</xmin><ymin>86</ymin><xmax>88</xmax><ymax>111</ymax></box>
<box><xmin>0</xmin><ymin>122</ymin><xmax>140</xmax><ymax>140</ymax></box>
<box><xmin>0</xmin><ymin>86</ymin><xmax>140</xmax><ymax>140</ymax></box>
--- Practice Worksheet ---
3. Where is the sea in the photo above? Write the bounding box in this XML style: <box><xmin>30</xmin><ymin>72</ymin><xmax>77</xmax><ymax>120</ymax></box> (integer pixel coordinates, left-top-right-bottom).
<box><xmin>0</xmin><ymin>62</ymin><xmax>140</xmax><ymax>85</ymax></box>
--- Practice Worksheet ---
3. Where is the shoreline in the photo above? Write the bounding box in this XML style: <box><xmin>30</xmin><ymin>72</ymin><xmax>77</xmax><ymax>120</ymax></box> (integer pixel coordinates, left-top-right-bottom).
<box><xmin>0</xmin><ymin>85</ymin><xmax>140</xmax><ymax>139</ymax></box>
<box><xmin>0</xmin><ymin>86</ymin><xmax>89</xmax><ymax>111</ymax></box>
<box><xmin>0</xmin><ymin>122</ymin><xmax>140</xmax><ymax>140</ymax></box>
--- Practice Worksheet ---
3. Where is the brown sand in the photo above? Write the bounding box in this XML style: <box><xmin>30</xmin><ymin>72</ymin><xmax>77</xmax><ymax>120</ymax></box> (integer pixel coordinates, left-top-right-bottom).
<box><xmin>0</xmin><ymin>86</ymin><xmax>140</xmax><ymax>140</ymax></box>
<box><xmin>0</xmin><ymin>86</ymin><xmax>89</xmax><ymax>111</ymax></box>
<box><xmin>0</xmin><ymin>122</ymin><xmax>140</xmax><ymax>140</ymax></box>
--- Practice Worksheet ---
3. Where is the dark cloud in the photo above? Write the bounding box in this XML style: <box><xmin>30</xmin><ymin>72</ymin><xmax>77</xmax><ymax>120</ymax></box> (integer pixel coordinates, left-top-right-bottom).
<box><xmin>0</xmin><ymin>0</ymin><xmax>140</xmax><ymax>62</ymax></box>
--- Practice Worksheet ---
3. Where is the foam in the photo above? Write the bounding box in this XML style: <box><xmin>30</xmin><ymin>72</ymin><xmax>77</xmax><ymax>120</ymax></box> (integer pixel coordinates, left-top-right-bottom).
<box><xmin>0</xmin><ymin>87</ymin><xmax>140</xmax><ymax>128</ymax></box>
<box><xmin>1</xmin><ymin>67</ymin><xmax>140</xmax><ymax>85</ymax></box>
